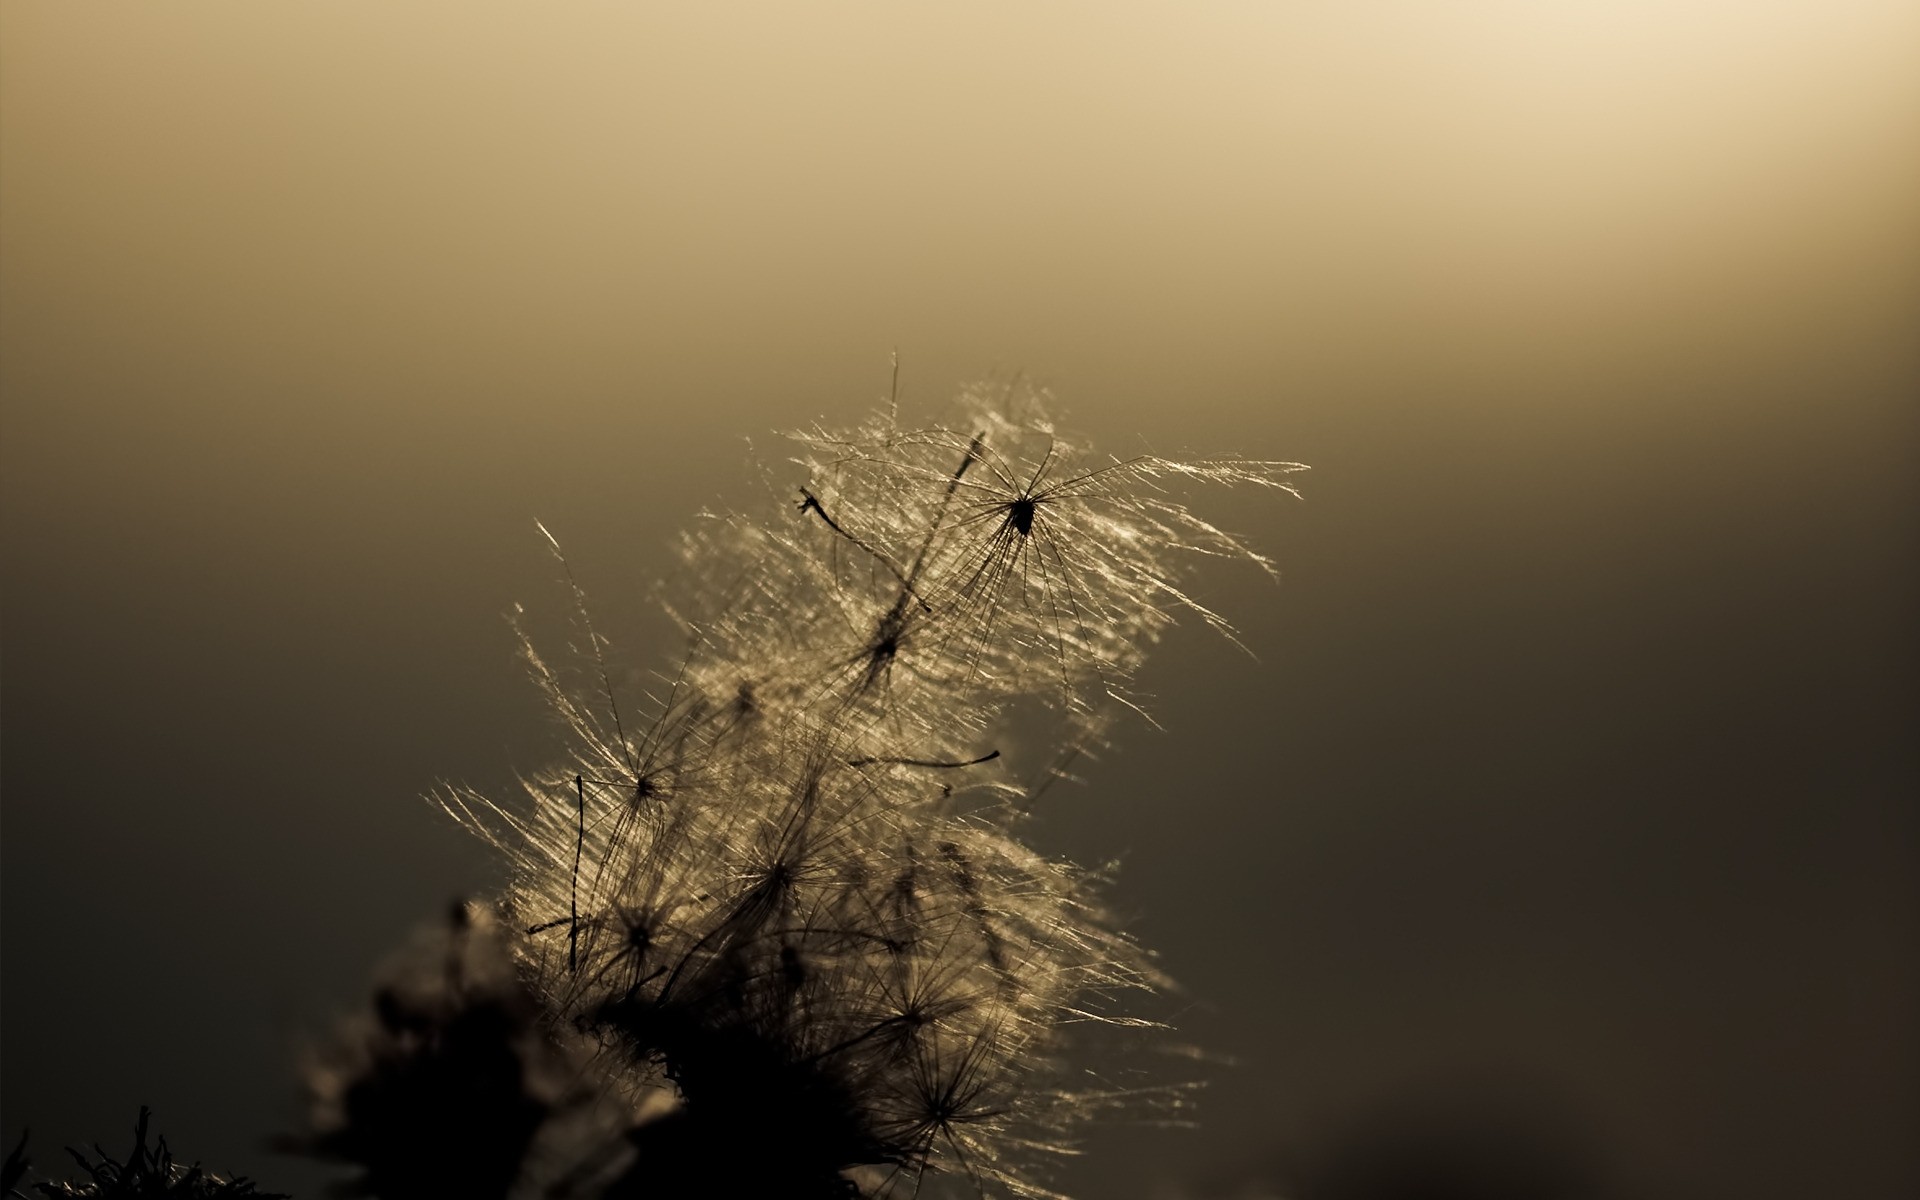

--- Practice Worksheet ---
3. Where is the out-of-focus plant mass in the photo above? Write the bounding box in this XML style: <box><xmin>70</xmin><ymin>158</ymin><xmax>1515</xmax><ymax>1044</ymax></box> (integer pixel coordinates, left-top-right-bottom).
<box><xmin>304</xmin><ymin>382</ymin><xmax>1303</xmax><ymax>1199</ymax></box>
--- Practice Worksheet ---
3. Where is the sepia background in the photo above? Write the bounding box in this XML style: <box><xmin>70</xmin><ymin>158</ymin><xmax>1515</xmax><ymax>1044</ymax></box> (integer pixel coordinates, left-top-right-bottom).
<box><xmin>3</xmin><ymin>3</ymin><xmax>1916</xmax><ymax>1197</ymax></box>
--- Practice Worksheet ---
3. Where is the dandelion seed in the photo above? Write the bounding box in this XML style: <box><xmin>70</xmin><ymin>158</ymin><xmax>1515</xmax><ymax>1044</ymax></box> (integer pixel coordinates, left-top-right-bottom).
<box><xmin>791</xmin><ymin>382</ymin><xmax>1304</xmax><ymax>719</ymax></box>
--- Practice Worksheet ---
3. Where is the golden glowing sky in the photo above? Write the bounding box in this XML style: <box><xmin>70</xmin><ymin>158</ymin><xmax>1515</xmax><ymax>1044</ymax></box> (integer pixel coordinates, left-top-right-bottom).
<box><xmin>3</xmin><ymin>4</ymin><xmax>1916</xmax><ymax>1197</ymax></box>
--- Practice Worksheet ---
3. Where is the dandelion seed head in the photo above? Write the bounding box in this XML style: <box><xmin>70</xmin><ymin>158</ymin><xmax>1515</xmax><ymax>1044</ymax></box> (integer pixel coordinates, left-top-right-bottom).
<box><xmin>409</xmin><ymin>381</ymin><xmax>1298</xmax><ymax>1197</ymax></box>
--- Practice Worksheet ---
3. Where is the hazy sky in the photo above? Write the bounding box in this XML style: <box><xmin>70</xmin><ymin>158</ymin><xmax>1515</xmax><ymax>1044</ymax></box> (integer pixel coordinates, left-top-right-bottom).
<box><xmin>3</xmin><ymin>4</ymin><xmax>1916</xmax><ymax>1198</ymax></box>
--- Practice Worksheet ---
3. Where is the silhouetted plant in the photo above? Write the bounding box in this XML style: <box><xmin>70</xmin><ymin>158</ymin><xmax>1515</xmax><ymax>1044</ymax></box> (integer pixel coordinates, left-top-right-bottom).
<box><xmin>6</xmin><ymin>1131</ymin><xmax>31</xmax><ymax>1198</ymax></box>
<box><xmin>312</xmin><ymin>380</ymin><xmax>1302</xmax><ymax>1198</ymax></box>
<box><xmin>25</xmin><ymin>1110</ymin><xmax>284</xmax><ymax>1199</ymax></box>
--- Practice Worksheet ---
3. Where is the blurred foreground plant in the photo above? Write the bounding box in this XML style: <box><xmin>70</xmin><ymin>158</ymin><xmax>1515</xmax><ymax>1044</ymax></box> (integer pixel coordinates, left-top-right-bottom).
<box><xmin>306</xmin><ymin>381</ymin><xmax>1302</xmax><ymax>1199</ymax></box>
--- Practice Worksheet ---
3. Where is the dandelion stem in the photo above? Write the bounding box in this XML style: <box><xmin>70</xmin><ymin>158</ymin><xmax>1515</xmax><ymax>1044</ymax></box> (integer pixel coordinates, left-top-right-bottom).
<box><xmin>899</xmin><ymin>433</ymin><xmax>984</xmax><ymax>593</ymax></box>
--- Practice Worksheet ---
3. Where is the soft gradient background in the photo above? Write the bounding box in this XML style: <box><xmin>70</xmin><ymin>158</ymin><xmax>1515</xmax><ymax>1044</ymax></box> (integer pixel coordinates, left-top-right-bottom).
<box><xmin>3</xmin><ymin>4</ymin><xmax>1915</xmax><ymax>1197</ymax></box>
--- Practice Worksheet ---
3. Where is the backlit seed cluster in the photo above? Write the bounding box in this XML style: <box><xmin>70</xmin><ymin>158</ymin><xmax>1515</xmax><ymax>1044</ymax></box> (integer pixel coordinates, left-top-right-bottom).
<box><xmin>420</xmin><ymin>384</ymin><xmax>1302</xmax><ymax>1198</ymax></box>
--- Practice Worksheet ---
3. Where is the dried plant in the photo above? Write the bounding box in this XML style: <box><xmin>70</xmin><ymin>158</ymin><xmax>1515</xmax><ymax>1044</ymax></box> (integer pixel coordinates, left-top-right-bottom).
<box><xmin>311</xmin><ymin>379</ymin><xmax>1302</xmax><ymax>1199</ymax></box>
<box><xmin>23</xmin><ymin>1109</ymin><xmax>285</xmax><ymax>1199</ymax></box>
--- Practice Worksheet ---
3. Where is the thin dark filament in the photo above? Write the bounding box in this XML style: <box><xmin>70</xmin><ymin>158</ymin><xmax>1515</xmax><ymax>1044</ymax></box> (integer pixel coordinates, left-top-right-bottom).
<box><xmin>574</xmin><ymin>773</ymin><xmax>670</xmax><ymax>932</ymax></box>
<box><xmin>937</xmin><ymin>512</ymin><xmax>1044</xmax><ymax>651</ymax></box>
<box><xmin>934</xmin><ymin>502</ymin><xmax>1029</xmax><ymax>533</ymax></box>
<box><xmin>848</xmin><ymin>750</ymin><xmax>1001</xmax><ymax>769</ymax></box>
<box><xmin>888</xmin><ymin>348</ymin><xmax>901</xmax><ymax>425</ymax></box>
<box><xmin>538</xmin><ymin>521</ymin><xmax>638</xmax><ymax>778</ymax></box>
<box><xmin>1021</xmin><ymin>439</ymin><xmax>1056</xmax><ymax>498</ymax></box>
<box><xmin>944</xmin><ymin>519</ymin><xmax>1026</xmax><ymax>609</ymax></box>
<box><xmin>924</xmin><ymin>522</ymin><xmax>1028</xmax><ymax>680</ymax></box>
<box><xmin>799</xmin><ymin>488</ymin><xmax>929</xmax><ymax>611</ymax></box>
<box><xmin>899</xmin><ymin>434</ymin><xmax>985</xmax><ymax>593</ymax></box>
<box><xmin>1021</xmin><ymin>742</ymin><xmax>1086</xmax><ymax>812</ymax></box>
<box><xmin>570</xmin><ymin>773</ymin><xmax>586</xmax><ymax>974</ymax></box>
<box><xmin>1026</xmin><ymin>525</ymin><xmax>1087</xmax><ymax>689</ymax></box>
